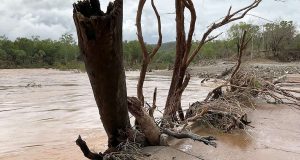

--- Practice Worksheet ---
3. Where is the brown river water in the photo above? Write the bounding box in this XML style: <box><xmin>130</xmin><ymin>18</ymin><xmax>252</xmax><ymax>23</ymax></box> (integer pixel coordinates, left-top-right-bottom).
<box><xmin>0</xmin><ymin>69</ymin><xmax>299</xmax><ymax>160</ymax></box>
<box><xmin>0</xmin><ymin>69</ymin><xmax>213</xmax><ymax>159</ymax></box>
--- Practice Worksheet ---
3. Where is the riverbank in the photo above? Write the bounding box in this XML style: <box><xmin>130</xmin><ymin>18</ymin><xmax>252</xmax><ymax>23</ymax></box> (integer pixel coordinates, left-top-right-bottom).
<box><xmin>142</xmin><ymin>73</ymin><xmax>300</xmax><ymax>160</ymax></box>
<box><xmin>143</xmin><ymin>103</ymin><xmax>300</xmax><ymax>160</ymax></box>
<box><xmin>154</xmin><ymin>60</ymin><xmax>300</xmax><ymax>79</ymax></box>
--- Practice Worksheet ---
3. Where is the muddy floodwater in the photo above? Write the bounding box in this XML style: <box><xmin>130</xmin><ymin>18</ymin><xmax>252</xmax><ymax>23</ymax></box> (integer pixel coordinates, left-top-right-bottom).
<box><xmin>0</xmin><ymin>69</ymin><xmax>212</xmax><ymax>159</ymax></box>
<box><xmin>0</xmin><ymin>69</ymin><xmax>299</xmax><ymax>160</ymax></box>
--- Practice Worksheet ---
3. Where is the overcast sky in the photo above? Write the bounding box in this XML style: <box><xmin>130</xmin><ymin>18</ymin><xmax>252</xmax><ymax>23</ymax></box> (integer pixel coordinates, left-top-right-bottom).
<box><xmin>0</xmin><ymin>0</ymin><xmax>299</xmax><ymax>43</ymax></box>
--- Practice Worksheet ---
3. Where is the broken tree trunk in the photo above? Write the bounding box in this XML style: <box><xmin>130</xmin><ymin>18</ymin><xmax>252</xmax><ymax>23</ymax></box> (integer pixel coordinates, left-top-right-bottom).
<box><xmin>73</xmin><ymin>0</ymin><xmax>130</xmax><ymax>148</ymax></box>
<box><xmin>127</xmin><ymin>97</ymin><xmax>161</xmax><ymax>145</ymax></box>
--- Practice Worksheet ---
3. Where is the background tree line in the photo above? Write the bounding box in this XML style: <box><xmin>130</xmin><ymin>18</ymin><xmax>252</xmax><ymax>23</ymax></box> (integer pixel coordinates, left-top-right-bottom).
<box><xmin>0</xmin><ymin>33</ymin><xmax>81</xmax><ymax>69</ymax></box>
<box><xmin>1</xmin><ymin>20</ymin><xmax>299</xmax><ymax>69</ymax></box>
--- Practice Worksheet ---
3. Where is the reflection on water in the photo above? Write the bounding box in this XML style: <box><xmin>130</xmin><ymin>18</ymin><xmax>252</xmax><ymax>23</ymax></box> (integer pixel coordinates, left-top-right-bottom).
<box><xmin>0</xmin><ymin>69</ymin><xmax>212</xmax><ymax>158</ymax></box>
<box><xmin>196</xmin><ymin>128</ymin><xmax>253</xmax><ymax>150</ymax></box>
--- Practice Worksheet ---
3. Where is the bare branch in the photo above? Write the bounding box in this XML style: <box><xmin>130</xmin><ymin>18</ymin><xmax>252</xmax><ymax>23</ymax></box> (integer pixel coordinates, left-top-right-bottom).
<box><xmin>136</xmin><ymin>0</ymin><xmax>148</xmax><ymax>59</ymax></box>
<box><xmin>204</xmin><ymin>32</ymin><xmax>223</xmax><ymax>43</ymax></box>
<box><xmin>231</xmin><ymin>31</ymin><xmax>248</xmax><ymax>80</ymax></box>
<box><xmin>149</xmin><ymin>87</ymin><xmax>157</xmax><ymax>117</ymax></box>
<box><xmin>149</xmin><ymin>0</ymin><xmax>162</xmax><ymax>59</ymax></box>
<box><xmin>186</xmin><ymin>0</ymin><xmax>262</xmax><ymax>66</ymax></box>
<box><xmin>182</xmin><ymin>0</ymin><xmax>197</xmax><ymax>64</ymax></box>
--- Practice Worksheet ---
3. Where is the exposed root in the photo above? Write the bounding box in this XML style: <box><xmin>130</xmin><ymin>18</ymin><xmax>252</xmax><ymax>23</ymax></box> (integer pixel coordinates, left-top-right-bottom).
<box><xmin>103</xmin><ymin>140</ymin><xmax>147</xmax><ymax>160</ymax></box>
<box><xmin>162</xmin><ymin>128</ymin><xmax>217</xmax><ymax>147</ymax></box>
<box><xmin>76</xmin><ymin>135</ymin><xmax>149</xmax><ymax>160</ymax></box>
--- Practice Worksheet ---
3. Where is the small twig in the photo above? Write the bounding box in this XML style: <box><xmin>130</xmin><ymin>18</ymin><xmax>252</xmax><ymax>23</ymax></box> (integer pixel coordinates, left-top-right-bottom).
<box><xmin>149</xmin><ymin>87</ymin><xmax>157</xmax><ymax>117</ymax></box>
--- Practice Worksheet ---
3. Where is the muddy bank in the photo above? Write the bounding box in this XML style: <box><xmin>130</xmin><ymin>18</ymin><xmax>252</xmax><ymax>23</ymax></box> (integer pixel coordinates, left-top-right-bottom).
<box><xmin>143</xmin><ymin>103</ymin><xmax>300</xmax><ymax>160</ymax></box>
<box><xmin>143</xmin><ymin>72</ymin><xmax>300</xmax><ymax>160</ymax></box>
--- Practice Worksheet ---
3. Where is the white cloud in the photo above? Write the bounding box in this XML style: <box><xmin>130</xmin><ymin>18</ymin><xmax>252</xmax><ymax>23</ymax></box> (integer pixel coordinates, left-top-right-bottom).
<box><xmin>0</xmin><ymin>0</ymin><xmax>299</xmax><ymax>43</ymax></box>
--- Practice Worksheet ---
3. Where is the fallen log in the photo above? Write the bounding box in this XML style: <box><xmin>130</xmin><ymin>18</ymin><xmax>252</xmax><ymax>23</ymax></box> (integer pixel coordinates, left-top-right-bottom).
<box><xmin>127</xmin><ymin>97</ymin><xmax>161</xmax><ymax>145</ymax></box>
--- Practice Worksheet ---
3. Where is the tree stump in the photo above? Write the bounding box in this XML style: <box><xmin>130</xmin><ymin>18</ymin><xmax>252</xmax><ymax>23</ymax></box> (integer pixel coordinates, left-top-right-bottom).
<box><xmin>73</xmin><ymin>0</ymin><xmax>130</xmax><ymax>148</ymax></box>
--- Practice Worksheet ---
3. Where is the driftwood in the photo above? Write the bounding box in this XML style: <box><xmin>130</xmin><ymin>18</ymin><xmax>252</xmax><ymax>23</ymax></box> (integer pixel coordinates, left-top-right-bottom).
<box><xmin>127</xmin><ymin>97</ymin><xmax>161</xmax><ymax>145</ymax></box>
<box><xmin>162</xmin><ymin>128</ymin><xmax>217</xmax><ymax>147</ymax></box>
<box><xmin>217</xmin><ymin>66</ymin><xmax>234</xmax><ymax>79</ymax></box>
<box><xmin>76</xmin><ymin>135</ymin><xmax>104</xmax><ymax>160</ymax></box>
<box><xmin>186</xmin><ymin>31</ymin><xmax>299</xmax><ymax>132</ymax></box>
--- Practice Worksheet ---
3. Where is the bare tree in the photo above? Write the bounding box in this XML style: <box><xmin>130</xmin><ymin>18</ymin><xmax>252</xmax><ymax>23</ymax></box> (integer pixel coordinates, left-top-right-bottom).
<box><xmin>163</xmin><ymin>0</ymin><xmax>262</xmax><ymax>122</ymax></box>
<box><xmin>136</xmin><ymin>0</ymin><xmax>162</xmax><ymax>104</ymax></box>
<box><xmin>72</xmin><ymin>0</ymin><xmax>262</xmax><ymax>158</ymax></box>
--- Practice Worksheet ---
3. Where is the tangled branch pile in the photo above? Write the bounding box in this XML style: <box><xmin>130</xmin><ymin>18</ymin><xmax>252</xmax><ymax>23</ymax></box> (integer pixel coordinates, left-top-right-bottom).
<box><xmin>183</xmin><ymin>30</ymin><xmax>299</xmax><ymax>132</ymax></box>
<box><xmin>185</xmin><ymin>67</ymin><xmax>299</xmax><ymax>132</ymax></box>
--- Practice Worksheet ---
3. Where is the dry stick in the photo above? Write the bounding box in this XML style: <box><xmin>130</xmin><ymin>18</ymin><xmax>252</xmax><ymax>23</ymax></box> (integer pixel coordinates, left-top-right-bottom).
<box><xmin>204</xmin><ymin>30</ymin><xmax>249</xmax><ymax>102</ymax></box>
<box><xmin>76</xmin><ymin>135</ymin><xmax>104</xmax><ymax>160</ymax></box>
<box><xmin>280</xmin><ymin>89</ymin><xmax>300</xmax><ymax>94</ymax></box>
<box><xmin>231</xmin><ymin>31</ymin><xmax>248</xmax><ymax>80</ymax></box>
<box><xmin>181</xmin><ymin>107</ymin><xmax>209</xmax><ymax>132</ymax></box>
<box><xmin>149</xmin><ymin>87</ymin><xmax>157</xmax><ymax>117</ymax></box>
<box><xmin>230</xmin><ymin>31</ymin><xmax>252</xmax><ymax>91</ymax></box>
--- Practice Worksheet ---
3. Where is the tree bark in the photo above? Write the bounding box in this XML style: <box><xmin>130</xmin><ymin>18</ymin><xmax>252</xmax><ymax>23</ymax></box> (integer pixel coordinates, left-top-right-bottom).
<box><xmin>73</xmin><ymin>0</ymin><xmax>130</xmax><ymax>148</ymax></box>
<box><xmin>137</xmin><ymin>59</ymin><xmax>149</xmax><ymax>104</ymax></box>
<box><xmin>164</xmin><ymin>0</ymin><xmax>186</xmax><ymax>121</ymax></box>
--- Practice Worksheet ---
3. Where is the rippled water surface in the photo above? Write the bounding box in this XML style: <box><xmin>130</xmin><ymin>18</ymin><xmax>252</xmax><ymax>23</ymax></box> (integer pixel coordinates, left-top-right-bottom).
<box><xmin>0</xmin><ymin>69</ymin><xmax>212</xmax><ymax>159</ymax></box>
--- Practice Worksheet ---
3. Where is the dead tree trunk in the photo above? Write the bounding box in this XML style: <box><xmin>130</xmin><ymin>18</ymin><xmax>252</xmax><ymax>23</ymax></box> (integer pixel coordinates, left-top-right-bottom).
<box><xmin>164</xmin><ymin>0</ymin><xmax>187</xmax><ymax>121</ymax></box>
<box><xmin>73</xmin><ymin>0</ymin><xmax>130</xmax><ymax>148</ymax></box>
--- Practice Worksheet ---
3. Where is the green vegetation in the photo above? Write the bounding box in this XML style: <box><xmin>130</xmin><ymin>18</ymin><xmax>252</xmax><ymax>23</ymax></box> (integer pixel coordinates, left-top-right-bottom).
<box><xmin>0</xmin><ymin>33</ymin><xmax>81</xmax><ymax>69</ymax></box>
<box><xmin>1</xmin><ymin>21</ymin><xmax>299</xmax><ymax>70</ymax></box>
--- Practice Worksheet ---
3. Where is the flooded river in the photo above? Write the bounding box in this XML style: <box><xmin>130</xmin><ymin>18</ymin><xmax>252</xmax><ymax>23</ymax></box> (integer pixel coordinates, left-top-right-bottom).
<box><xmin>1</xmin><ymin>69</ymin><xmax>299</xmax><ymax>160</ymax></box>
<box><xmin>0</xmin><ymin>69</ymin><xmax>212</xmax><ymax>159</ymax></box>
